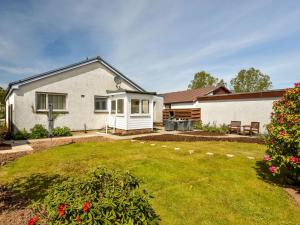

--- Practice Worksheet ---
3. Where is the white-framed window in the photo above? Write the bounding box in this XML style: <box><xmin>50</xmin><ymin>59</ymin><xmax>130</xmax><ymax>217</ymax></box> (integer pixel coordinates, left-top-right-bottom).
<box><xmin>131</xmin><ymin>99</ymin><xmax>140</xmax><ymax>114</ymax></box>
<box><xmin>111</xmin><ymin>100</ymin><xmax>116</xmax><ymax>113</ymax></box>
<box><xmin>141</xmin><ymin>100</ymin><xmax>149</xmax><ymax>114</ymax></box>
<box><xmin>36</xmin><ymin>92</ymin><xmax>67</xmax><ymax>111</ymax></box>
<box><xmin>117</xmin><ymin>99</ymin><xmax>124</xmax><ymax>114</ymax></box>
<box><xmin>94</xmin><ymin>96</ymin><xmax>107</xmax><ymax>112</ymax></box>
<box><xmin>36</xmin><ymin>93</ymin><xmax>46</xmax><ymax>110</ymax></box>
<box><xmin>130</xmin><ymin>98</ymin><xmax>150</xmax><ymax>115</ymax></box>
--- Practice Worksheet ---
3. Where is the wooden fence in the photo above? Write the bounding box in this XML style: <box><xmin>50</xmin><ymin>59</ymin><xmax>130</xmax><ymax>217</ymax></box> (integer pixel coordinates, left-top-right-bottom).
<box><xmin>163</xmin><ymin>108</ymin><xmax>201</xmax><ymax>121</ymax></box>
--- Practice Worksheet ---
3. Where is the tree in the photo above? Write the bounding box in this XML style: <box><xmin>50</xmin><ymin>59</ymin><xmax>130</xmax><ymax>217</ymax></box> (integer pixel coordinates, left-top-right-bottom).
<box><xmin>0</xmin><ymin>87</ymin><xmax>5</xmax><ymax>119</ymax></box>
<box><xmin>0</xmin><ymin>87</ymin><xmax>5</xmax><ymax>105</ymax></box>
<box><xmin>188</xmin><ymin>71</ymin><xmax>227</xmax><ymax>89</ymax></box>
<box><xmin>217</xmin><ymin>79</ymin><xmax>227</xmax><ymax>87</ymax></box>
<box><xmin>230</xmin><ymin>68</ymin><xmax>272</xmax><ymax>92</ymax></box>
<box><xmin>263</xmin><ymin>82</ymin><xmax>300</xmax><ymax>185</ymax></box>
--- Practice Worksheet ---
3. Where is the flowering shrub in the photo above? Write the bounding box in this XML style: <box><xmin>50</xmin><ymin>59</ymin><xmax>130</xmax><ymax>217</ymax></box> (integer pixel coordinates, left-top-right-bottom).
<box><xmin>265</xmin><ymin>82</ymin><xmax>300</xmax><ymax>184</ymax></box>
<box><xmin>29</xmin><ymin>168</ymin><xmax>160</xmax><ymax>224</ymax></box>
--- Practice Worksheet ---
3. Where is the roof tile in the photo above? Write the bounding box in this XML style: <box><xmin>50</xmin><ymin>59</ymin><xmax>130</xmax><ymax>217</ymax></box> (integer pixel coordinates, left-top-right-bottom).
<box><xmin>162</xmin><ymin>86</ymin><xmax>221</xmax><ymax>104</ymax></box>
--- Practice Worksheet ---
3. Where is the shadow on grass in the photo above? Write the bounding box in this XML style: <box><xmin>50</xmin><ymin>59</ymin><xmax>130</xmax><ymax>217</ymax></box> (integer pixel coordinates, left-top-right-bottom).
<box><xmin>254</xmin><ymin>160</ymin><xmax>300</xmax><ymax>194</ymax></box>
<box><xmin>0</xmin><ymin>173</ymin><xmax>67</xmax><ymax>213</ymax></box>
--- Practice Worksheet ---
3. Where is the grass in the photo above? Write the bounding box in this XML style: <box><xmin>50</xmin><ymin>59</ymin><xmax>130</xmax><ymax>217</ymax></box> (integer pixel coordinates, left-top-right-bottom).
<box><xmin>0</xmin><ymin>140</ymin><xmax>299</xmax><ymax>225</ymax></box>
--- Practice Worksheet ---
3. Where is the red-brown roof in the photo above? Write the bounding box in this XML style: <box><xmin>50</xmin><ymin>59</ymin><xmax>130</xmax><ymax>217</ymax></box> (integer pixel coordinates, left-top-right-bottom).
<box><xmin>162</xmin><ymin>86</ymin><xmax>230</xmax><ymax>104</ymax></box>
<box><xmin>197</xmin><ymin>89</ymin><xmax>285</xmax><ymax>101</ymax></box>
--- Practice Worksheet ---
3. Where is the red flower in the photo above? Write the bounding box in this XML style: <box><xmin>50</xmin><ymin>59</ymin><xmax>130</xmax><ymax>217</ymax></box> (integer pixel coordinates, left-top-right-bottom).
<box><xmin>28</xmin><ymin>216</ymin><xmax>39</xmax><ymax>225</ymax></box>
<box><xmin>279</xmin><ymin>131</ymin><xmax>286</xmax><ymax>136</ymax></box>
<box><xmin>284</xmin><ymin>101</ymin><xmax>289</xmax><ymax>107</ymax></box>
<box><xmin>82</xmin><ymin>202</ymin><xmax>91</xmax><ymax>213</ymax></box>
<box><xmin>295</xmin><ymin>118</ymin><xmax>300</xmax><ymax>123</ymax></box>
<box><xmin>76</xmin><ymin>216</ymin><xmax>81</xmax><ymax>223</ymax></box>
<box><xmin>263</xmin><ymin>155</ymin><xmax>271</xmax><ymax>161</ymax></box>
<box><xmin>269</xmin><ymin>166</ymin><xmax>277</xmax><ymax>174</ymax></box>
<box><xmin>289</xmin><ymin>156</ymin><xmax>300</xmax><ymax>164</ymax></box>
<box><xmin>58</xmin><ymin>204</ymin><xmax>66</xmax><ymax>217</ymax></box>
<box><xmin>295</xmin><ymin>82</ymin><xmax>300</xmax><ymax>89</ymax></box>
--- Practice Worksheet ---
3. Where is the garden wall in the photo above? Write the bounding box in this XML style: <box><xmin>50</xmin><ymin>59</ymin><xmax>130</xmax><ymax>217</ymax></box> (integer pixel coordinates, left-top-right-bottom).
<box><xmin>195</xmin><ymin>97</ymin><xmax>279</xmax><ymax>133</ymax></box>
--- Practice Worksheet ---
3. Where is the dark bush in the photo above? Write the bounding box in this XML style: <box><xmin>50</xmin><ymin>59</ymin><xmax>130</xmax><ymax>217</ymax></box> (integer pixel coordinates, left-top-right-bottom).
<box><xmin>0</xmin><ymin>124</ymin><xmax>7</xmax><ymax>143</ymax></box>
<box><xmin>30</xmin><ymin>124</ymin><xmax>49</xmax><ymax>139</ymax></box>
<box><xmin>30</xmin><ymin>168</ymin><xmax>160</xmax><ymax>224</ymax></box>
<box><xmin>13</xmin><ymin>129</ymin><xmax>31</xmax><ymax>140</ymax></box>
<box><xmin>52</xmin><ymin>126</ymin><xmax>72</xmax><ymax>137</ymax></box>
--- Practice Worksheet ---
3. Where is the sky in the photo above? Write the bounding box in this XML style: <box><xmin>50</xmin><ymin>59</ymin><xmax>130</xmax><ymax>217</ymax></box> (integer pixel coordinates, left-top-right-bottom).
<box><xmin>0</xmin><ymin>0</ymin><xmax>300</xmax><ymax>93</ymax></box>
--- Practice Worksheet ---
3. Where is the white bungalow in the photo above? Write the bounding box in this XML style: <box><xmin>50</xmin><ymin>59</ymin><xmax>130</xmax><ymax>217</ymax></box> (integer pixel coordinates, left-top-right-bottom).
<box><xmin>5</xmin><ymin>56</ymin><xmax>163</xmax><ymax>134</ymax></box>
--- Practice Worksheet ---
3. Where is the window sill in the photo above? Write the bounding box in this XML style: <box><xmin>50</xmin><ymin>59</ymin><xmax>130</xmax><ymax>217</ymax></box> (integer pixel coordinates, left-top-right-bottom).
<box><xmin>36</xmin><ymin>110</ymin><xmax>69</xmax><ymax>114</ymax></box>
<box><xmin>94</xmin><ymin>110</ymin><xmax>109</xmax><ymax>113</ymax></box>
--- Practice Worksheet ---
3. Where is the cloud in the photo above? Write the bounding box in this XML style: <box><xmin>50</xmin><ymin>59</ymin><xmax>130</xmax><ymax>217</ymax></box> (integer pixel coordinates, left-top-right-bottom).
<box><xmin>0</xmin><ymin>0</ymin><xmax>299</xmax><ymax>92</ymax></box>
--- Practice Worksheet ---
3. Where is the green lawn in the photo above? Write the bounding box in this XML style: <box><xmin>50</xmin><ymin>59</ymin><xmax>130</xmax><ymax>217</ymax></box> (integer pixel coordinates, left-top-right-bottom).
<box><xmin>1</xmin><ymin>141</ymin><xmax>299</xmax><ymax>225</ymax></box>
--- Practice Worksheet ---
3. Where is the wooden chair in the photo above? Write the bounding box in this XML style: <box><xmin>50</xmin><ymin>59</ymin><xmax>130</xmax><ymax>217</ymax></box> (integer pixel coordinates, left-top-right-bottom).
<box><xmin>243</xmin><ymin>122</ymin><xmax>260</xmax><ymax>136</ymax></box>
<box><xmin>228</xmin><ymin>121</ymin><xmax>241</xmax><ymax>134</ymax></box>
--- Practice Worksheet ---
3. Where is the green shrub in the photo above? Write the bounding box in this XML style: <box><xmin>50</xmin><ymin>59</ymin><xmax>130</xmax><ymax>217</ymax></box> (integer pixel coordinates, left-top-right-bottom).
<box><xmin>30</xmin><ymin>124</ymin><xmax>49</xmax><ymax>139</ymax></box>
<box><xmin>13</xmin><ymin>129</ymin><xmax>30</xmax><ymax>140</ymax></box>
<box><xmin>195</xmin><ymin>122</ymin><xmax>229</xmax><ymax>134</ymax></box>
<box><xmin>0</xmin><ymin>125</ymin><xmax>7</xmax><ymax>143</ymax></box>
<box><xmin>264</xmin><ymin>82</ymin><xmax>300</xmax><ymax>185</ymax></box>
<box><xmin>193</xmin><ymin>121</ymin><xmax>202</xmax><ymax>130</ymax></box>
<box><xmin>30</xmin><ymin>168</ymin><xmax>160</xmax><ymax>224</ymax></box>
<box><xmin>52</xmin><ymin>126</ymin><xmax>72</xmax><ymax>137</ymax></box>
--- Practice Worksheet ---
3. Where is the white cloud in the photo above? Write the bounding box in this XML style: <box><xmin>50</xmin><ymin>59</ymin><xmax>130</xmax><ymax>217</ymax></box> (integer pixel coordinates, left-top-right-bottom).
<box><xmin>0</xmin><ymin>0</ymin><xmax>299</xmax><ymax>92</ymax></box>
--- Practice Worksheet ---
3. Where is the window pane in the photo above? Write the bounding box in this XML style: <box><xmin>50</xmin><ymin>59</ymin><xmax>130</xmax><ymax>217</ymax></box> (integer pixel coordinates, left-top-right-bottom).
<box><xmin>37</xmin><ymin>93</ymin><xmax>46</xmax><ymax>110</ymax></box>
<box><xmin>131</xmin><ymin>99</ymin><xmax>140</xmax><ymax>114</ymax></box>
<box><xmin>142</xmin><ymin>100</ymin><xmax>149</xmax><ymax>114</ymax></box>
<box><xmin>49</xmin><ymin>94</ymin><xmax>66</xmax><ymax>110</ymax></box>
<box><xmin>111</xmin><ymin>100</ymin><xmax>116</xmax><ymax>113</ymax></box>
<box><xmin>95</xmin><ymin>97</ymin><xmax>107</xmax><ymax>111</ymax></box>
<box><xmin>117</xmin><ymin>99</ymin><xmax>124</xmax><ymax>114</ymax></box>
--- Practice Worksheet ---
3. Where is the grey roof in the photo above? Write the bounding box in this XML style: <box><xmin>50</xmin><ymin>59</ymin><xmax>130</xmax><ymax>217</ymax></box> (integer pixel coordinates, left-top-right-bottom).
<box><xmin>106</xmin><ymin>89</ymin><xmax>156</xmax><ymax>95</ymax></box>
<box><xmin>6</xmin><ymin>56</ymin><xmax>146</xmax><ymax>99</ymax></box>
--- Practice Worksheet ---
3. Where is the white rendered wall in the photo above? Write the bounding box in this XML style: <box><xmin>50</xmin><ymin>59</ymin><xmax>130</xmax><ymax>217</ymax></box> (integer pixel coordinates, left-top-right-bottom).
<box><xmin>195</xmin><ymin>98</ymin><xmax>278</xmax><ymax>133</ymax></box>
<box><xmin>170</xmin><ymin>102</ymin><xmax>196</xmax><ymax>109</ymax></box>
<box><xmin>10</xmin><ymin>62</ymin><xmax>136</xmax><ymax>132</ymax></box>
<box><xmin>153</xmin><ymin>96</ymin><xmax>163</xmax><ymax>123</ymax></box>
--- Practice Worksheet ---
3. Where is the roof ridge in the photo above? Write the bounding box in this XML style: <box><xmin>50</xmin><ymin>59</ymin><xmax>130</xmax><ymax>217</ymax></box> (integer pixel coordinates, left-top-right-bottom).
<box><xmin>161</xmin><ymin>85</ymin><xmax>217</xmax><ymax>95</ymax></box>
<box><xmin>6</xmin><ymin>56</ymin><xmax>147</xmax><ymax>100</ymax></box>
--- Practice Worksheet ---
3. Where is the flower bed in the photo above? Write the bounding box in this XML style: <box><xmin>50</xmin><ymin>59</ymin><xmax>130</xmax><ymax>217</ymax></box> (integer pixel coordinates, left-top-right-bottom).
<box><xmin>179</xmin><ymin>131</ymin><xmax>226</xmax><ymax>136</ymax></box>
<box><xmin>0</xmin><ymin>152</ymin><xmax>28</xmax><ymax>166</ymax></box>
<box><xmin>134</xmin><ymin>134</ymin><xmax>264</xmax><ymax>144</ymax></box>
